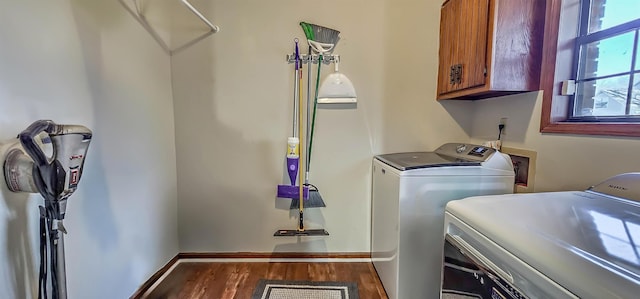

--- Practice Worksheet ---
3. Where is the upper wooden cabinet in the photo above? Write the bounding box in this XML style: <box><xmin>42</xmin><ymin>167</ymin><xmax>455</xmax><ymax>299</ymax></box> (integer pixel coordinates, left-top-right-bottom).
<box><xmin>437</xmin><ymin>0</ymin><xmax>546</xmax><ymax>100</ymax></box>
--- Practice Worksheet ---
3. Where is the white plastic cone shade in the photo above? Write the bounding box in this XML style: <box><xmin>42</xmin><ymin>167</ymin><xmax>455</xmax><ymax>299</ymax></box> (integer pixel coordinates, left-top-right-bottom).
<box><xmin>317</xmin><ymin>72</ymin><xmax>357</xmax><ymax>104</ymax></box>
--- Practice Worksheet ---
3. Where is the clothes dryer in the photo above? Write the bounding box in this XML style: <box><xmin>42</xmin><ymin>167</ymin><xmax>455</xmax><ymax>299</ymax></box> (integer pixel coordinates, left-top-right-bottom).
<box><xmin>443</xmin><ymin>173</ymin><xmax>640</xmax><ymax>298</ymax></box>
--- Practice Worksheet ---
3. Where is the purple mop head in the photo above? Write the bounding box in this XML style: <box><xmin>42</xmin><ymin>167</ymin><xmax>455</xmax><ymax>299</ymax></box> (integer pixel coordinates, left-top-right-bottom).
<box><xmin>287</xmin><ymin>157</ymin><xmax>298</xmax><ymax>185</ymax></box>
<box><xmin>277</xmin><ymin>185</ymin><xmax>309</xmax><ymax>199</ymax></box>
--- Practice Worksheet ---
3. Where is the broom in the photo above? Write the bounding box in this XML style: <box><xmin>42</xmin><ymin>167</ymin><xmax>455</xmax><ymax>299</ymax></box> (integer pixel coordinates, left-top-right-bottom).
<box><xmin>300</xmin><ymin>22</ymin><xmax>340</xmax><ymax>54</ymax></box>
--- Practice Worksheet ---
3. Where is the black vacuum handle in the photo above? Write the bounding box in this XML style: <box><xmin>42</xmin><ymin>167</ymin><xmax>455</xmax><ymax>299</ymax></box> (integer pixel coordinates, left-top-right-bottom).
<box><xmin>18</xmin><ymin>120</ymin><xmax>67</xmax><ymax>204</ymax></box>
<box><xmin>18</xmin><ymin>119</ymin><xmax>55</xmax><ymax>168</ymax></box>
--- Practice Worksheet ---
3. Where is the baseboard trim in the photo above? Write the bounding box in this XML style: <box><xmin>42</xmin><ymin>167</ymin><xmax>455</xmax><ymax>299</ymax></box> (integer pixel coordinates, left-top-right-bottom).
<box><xmin>178</xmin><ymin>252</ymin><xmax>371</xmax><ymax>259</ymax></box>
<box><xmin>130</xmin><ymin>252</ymin><xmax>371</xmax><ymax>298</ymax></box>
<box><xmin>130</xmin><ymin>254</ymin><xmax>180</xmax><ymax>299</ymax></box>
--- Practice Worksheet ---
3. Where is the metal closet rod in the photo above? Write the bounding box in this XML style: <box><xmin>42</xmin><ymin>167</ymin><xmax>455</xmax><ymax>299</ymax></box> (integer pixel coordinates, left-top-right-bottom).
<box><xmin>286</xmin><ymin>54</ymin><xmax>340</xmax><ymax>65</ymax></box>
<box><xmin>179</xmin><ymin>0</ymin><xmax>219</xmax><ymax>33</ymax></box>
<box><xmin>123</xmin><ymin>0</ymin><xmax>220</xmax><ymax>55</ymax></box>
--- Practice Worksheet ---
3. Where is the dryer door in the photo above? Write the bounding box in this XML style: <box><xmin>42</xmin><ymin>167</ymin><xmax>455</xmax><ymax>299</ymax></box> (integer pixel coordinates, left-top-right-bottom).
<box><xmin>442</xmin><ymin>234</ymin><xmax>526</xmax><ymax>299</ymax></box>
<box><xmin>441</xmin><ymin>215</ymin><xmax>579</xmax><ymax>299</ymax></box>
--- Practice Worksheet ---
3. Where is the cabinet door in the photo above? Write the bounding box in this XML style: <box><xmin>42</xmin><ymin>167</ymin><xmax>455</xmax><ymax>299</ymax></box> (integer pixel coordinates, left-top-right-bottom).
<box><xmin>438</xmin><ymin>0</ymin><xmax>490</xmax><ymax>96</ymax></box>
<box><xmin>437</xmin><ymin>0</ymin><xmax>457</xmax><ymax>96</ymax></box>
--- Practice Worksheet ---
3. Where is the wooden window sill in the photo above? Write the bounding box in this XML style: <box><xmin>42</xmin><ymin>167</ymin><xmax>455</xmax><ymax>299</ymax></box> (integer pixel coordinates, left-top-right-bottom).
<box><xmin>541</xmin><ymin>122</ymin><xmax>640</xmax><ymax>137</ymax></box>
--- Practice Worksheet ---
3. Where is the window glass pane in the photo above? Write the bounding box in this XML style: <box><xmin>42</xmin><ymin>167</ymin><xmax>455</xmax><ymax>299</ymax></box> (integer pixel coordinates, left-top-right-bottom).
<box><xmin>575</xmin><ymin>75</ymin><xmax>630</xmax><ymax>116</ymax></box>
<box><xmin>632</xmin><ymin>75</ymin><xmax>640</xmax><ymax>115</ymax></box>
<box><xmin>588</xmin><ymin>0</ymin><xmax>640</xmax><ymax>33</ymax></box>
<box><xmin>579</xmin><ymin>32</ymin><xmax>635</xmax><ymax>79</ymax></box>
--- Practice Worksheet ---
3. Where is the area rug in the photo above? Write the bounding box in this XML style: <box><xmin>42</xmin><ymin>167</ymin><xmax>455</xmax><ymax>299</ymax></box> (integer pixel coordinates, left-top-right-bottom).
<box><xmin>251</xmin><ymin>279</ymin><xmax>359</xmax><ymax>299</ymax></box>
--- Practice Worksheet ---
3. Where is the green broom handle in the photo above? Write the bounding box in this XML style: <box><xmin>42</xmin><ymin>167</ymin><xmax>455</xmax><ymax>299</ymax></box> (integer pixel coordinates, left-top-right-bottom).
<box><xmin>308</xmin><ymin>54</ymin><xmax>322</xmax><ymax>168</ymax></box>
<box><xmin>305</xmin><ymin>45</ymin><xmax>312</xmax><ymax>182</ymax></box>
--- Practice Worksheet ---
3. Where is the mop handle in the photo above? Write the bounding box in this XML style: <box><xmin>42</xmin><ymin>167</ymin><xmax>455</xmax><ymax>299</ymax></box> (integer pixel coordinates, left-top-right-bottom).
<box><xmin>297</xmin><ymin>42</ymin><xmax>305</xmax><ymax>231</ymax></box>
<box><xmin>292</xmin><ymin>39</ymin><xmax>300</xmax><ymax>137</ymax></box>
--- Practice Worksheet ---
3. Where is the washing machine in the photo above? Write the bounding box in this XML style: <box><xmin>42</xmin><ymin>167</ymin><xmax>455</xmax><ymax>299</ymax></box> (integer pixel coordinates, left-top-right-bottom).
<box><xmin>371</xmin><ymin>143</ymin><xmax>514</xmax><ymax>299</ymax></box>
<box><xmin>442</xmin><ymin>173</ymin><xmax>640</xmax><ymax>298</ymax></box>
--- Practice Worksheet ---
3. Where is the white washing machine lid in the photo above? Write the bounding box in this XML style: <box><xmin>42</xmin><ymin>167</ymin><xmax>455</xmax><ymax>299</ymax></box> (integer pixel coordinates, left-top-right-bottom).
<box><xmin>445</xmin><ymin>173</ymin><xmax>640</xmax><ymax>298</ymax></box>
<box><xmin>375</xmin><ymin>143</ymin><xmax>497</xmax><ymax>171</ymax></box>
<box><xmin>375</xmin><ymin>152</ymin><xmax>479</xmax><ymax>170</ymax></box>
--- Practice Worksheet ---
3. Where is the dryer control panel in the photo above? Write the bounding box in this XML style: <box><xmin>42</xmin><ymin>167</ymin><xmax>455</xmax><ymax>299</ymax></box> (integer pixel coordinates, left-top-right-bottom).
<box><xmin>436</xmin><ymin>143</ymin><xmax>496</xmax><ymax>162</ymax></box>
<box><xmin>588</xmin><ymin>172</ymin><xmax>640</xmax><ymax>202</ymax></box>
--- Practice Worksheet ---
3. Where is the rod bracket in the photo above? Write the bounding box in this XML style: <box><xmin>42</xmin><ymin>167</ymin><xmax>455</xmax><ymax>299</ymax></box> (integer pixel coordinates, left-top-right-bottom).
<box><xmin>287</xmin><ymin>54</ymin><xmax>340</xmax><ymax>65</ymax></box>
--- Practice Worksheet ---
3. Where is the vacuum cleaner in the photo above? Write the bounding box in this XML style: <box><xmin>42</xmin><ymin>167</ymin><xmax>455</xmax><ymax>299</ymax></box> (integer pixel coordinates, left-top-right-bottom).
<box><xmin>3</xmin><ymin>120</ymin><xmax>92</xmax><ymax>299</ymax></box>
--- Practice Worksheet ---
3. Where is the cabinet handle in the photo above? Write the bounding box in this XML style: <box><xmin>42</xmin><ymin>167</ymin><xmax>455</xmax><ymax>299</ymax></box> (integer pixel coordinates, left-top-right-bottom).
<box><xmin>449</xmin><ymin>65</ymin><xmax>456</xmax><ymax>85</ymax></box>
<box><xmin>449</xmin><ymin>64</ymin><xmax>463</xmax><ymax>85</ymax></box>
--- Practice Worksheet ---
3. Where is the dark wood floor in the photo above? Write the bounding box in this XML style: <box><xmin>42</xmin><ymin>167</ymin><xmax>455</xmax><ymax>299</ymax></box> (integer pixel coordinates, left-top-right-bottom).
<box><xmin>144</xmin><ymin>262</ymin><xmax>388</xmax><ymax>299</ymax></box>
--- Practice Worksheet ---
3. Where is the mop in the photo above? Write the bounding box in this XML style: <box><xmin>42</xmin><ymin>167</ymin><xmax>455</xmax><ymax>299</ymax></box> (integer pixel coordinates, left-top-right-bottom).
<box><xmin>277</xmin><ymin>39</ymin><xmax>309</xmax><ymax>200</ymax></box>
<box><xmin>289</xmin><ymin>22</ymin><xmax>340</xmax><ymax>210</ymax></box>
<box><xmin>275</xmin><ymin>39</ymin><xmax>328</xmax><ymax>237</ymax></box>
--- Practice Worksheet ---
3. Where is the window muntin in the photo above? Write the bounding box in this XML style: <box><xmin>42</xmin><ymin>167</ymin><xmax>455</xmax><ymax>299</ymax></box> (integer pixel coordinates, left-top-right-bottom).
<box><xmin>572</xmin><ymin>0</ymin><xmax>640</xmax><ymax>119</ymax></box>
<box><xmin>636</xmin><ymin>42</ymin><xmax>640</xmax><ymax>70</ymax></box>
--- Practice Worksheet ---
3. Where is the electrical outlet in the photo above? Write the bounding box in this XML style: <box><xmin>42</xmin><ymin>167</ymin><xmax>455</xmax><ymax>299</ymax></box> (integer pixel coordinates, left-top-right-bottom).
<box><xmin>499</xmin><ymin>117</ymin><xmax>507</xmax><ymax>135</ymax></box>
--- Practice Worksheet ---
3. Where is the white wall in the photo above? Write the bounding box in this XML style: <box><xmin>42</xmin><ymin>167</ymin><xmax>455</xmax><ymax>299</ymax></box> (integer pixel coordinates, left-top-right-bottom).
<box><xmin>0</xmin><ymin>1</ymin><xmax>178</xmax><ymax>298</ymax></box>
<box><xmin>381</xmin><ymin>0</ymin><xmax>472</xmax><ymax>153</ymax></box>
<box><xmin>468</xmin><ymin>91</ymin><xmax>640</xmax><ymax>191</ymax></box>
<box><xmin>172</xmin><ymin>0</ymin><xmax>469</xmax><ymax>253</ymax></box>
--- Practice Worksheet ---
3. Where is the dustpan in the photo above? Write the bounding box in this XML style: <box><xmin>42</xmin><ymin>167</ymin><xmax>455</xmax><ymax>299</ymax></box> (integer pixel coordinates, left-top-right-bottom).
<box><xmin>317</xmin><ymin>59</ymin><xmax>357</xmax><ymax>104</ymax></box>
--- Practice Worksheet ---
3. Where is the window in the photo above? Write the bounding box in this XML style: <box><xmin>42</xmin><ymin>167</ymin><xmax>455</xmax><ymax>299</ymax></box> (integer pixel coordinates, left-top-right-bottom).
<box><xmin>571</xmin><ymin>0</ymin><xmax>640</xmax><ymax>120</ymax></box>
<box><xmin>540</xmin><ymin>0</ymin><xmax>640</xmax><ymax>136</ymax></box>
